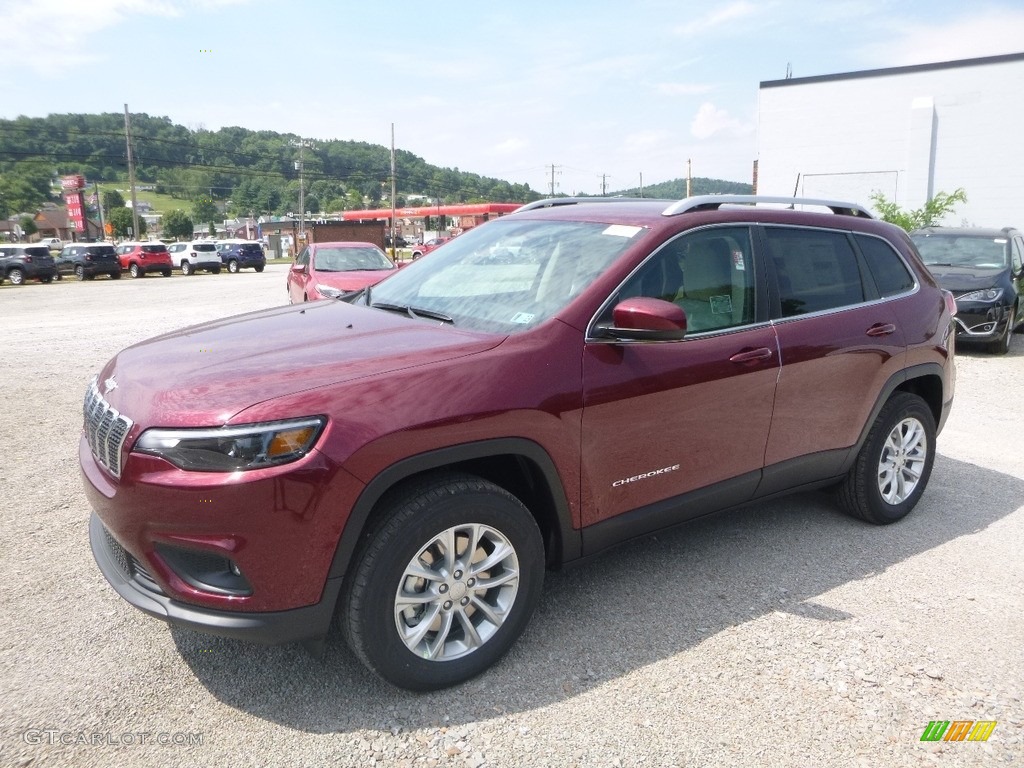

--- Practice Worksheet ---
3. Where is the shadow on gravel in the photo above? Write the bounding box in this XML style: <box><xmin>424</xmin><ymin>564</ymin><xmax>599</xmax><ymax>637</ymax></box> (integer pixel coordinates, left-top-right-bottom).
<box><xmin>173</xmin><ymin>453</ymin><xmax>1023</xmax><ymax>733</ymax></box>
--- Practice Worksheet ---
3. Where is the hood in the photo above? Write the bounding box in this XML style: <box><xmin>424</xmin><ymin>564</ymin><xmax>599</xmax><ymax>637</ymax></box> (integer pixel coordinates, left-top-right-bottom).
<box><xmin>99</xmin><ymin>301</ymin><xmax>501</xmax><ymax>427</ymax></box>
<box><xmin>926</xmin><ymin>264</ymin><xmax>1006</xmax><ymax>292</ymax></box>
<box><xmin>311</xmin><ymin>268</ymin><xmax>397</xmax><ymax>292</ymax></box>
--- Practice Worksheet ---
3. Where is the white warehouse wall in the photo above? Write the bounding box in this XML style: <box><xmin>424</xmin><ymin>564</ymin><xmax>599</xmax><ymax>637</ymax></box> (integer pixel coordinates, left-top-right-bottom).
<box><xmin>756</xmin><ymin>52</ymin><xmax>1024</xmax><ymax>228</ymax></box>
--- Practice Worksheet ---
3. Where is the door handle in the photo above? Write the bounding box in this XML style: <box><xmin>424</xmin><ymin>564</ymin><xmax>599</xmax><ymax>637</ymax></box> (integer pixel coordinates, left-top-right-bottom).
<box><xmin>866</xmin><ymin>323</ymin><xmax>897</xmax><ymax>337</ymax></box>
<box><xmin>729</xmin><ymin>347</ymin><xmax>773</xmax><ymax>363</ymax></box>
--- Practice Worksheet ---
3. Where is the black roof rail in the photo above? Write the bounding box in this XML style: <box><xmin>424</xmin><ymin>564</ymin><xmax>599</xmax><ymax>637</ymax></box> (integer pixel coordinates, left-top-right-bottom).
<box><xmin>661</xmin><ymin>194</ymin><xmax>874</xmax><ymax>219</ymax></box>
<box><xmin>515</xmin><ymin>197</ymin><xmax>667</xmax><ymax>212</ymax></box>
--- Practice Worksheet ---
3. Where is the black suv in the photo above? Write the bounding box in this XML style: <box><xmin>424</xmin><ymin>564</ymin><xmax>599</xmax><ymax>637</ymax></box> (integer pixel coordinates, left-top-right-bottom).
<box><xmin>216</xmin><ymin>241</ymin><xmax>266</xmax><ymax>273</ymax></box>
<box><xmin>0</xmin><ymin>245</ymin><xmax>57</xmax><ymax>285</ymax></box>
<box><xmin>911</xmin><ymin>227</ymin><xmax>1024</xmax><ymax>354</ymax></box>
<box><xmin>56</xmin><ymin>243</ymin><xmax>121</xmax><ymax>281</ymax></box>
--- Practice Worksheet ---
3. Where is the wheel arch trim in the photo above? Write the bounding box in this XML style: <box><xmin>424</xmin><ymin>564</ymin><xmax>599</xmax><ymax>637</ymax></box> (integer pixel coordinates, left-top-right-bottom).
<box><xmin>838</xmin><ymin>362</ymin><xmax>947</xmax><ymax>475</ymax></box>
<box><xmin>326</xmin><ymin>438</ymin><xmax>580</xmax><ymax>581</ymax></box>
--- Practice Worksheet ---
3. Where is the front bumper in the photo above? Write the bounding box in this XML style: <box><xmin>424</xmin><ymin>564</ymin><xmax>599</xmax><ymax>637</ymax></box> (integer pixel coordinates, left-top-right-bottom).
<box><xmin>90</xmin><ymin>513</ymin><xmax>342</xmax><ymax>644</ymax></box>
<box><xmin>953</xmin><ymin>305</ymin><xmax>1011</xmax><ymax>342</ymax></box>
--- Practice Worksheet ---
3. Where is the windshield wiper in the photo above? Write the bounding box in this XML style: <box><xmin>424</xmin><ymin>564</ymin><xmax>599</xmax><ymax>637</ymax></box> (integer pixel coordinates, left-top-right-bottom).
<box><xmin>370</xmin><ymin>301</ymin><xmax>454</xmax><ymax>324</ymax></box>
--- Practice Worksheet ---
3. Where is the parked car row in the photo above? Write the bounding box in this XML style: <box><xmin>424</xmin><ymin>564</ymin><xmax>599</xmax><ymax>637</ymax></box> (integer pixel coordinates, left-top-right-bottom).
<box><xmin>1</xmin><ymin>239</ymin><xmax>267</xmax><ymax>284</ymax></box>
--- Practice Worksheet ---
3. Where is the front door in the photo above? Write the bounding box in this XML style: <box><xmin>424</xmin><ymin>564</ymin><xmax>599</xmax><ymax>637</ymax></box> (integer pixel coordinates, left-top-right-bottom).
<box><xmin>580</xmin><ymin>225</ymin><xmax>779</xmax><ymax>530</ymax></box>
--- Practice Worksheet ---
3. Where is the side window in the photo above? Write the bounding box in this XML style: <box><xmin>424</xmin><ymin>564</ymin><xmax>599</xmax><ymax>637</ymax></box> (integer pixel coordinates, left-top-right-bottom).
<box><xmin>855</xmin><ymin>234</ymin><xmax>915</xmax><ymax>297</ymax></box>
<box><xmin>1013</xmin><ymin>237</ymin><xmax>1024</xmax><ymax>273</ymax></box>
<box><xmin>765</xmin><ymin>228</ymin><xmax>865</xmax><ymax>317</ymax></box>
<box><xmin>296</xmin><ymin>247</ymin><xmax>310</xmax><ymax>266</ymax></box>
<box><xmin>612</xmin><ymin>226</ymin><xmax>756</xmax><ymax>333</ymax></box>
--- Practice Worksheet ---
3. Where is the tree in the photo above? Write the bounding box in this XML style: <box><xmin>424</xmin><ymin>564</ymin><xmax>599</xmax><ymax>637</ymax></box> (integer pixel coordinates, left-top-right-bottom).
<box><xmin>19</xmin><ymin>216</ymin><xmax>37</xmax><ymax>238</ymax></box>
<box><xmin>109</xmin><ymin>207</ymin><xmax>146</xmax><ymax>238</ymax></box>
<box><xmin>870</xmin><ymin>188</ymin><xmax>967</xmax><ymax>231</ymax></box>
<box><xmin>102</xmin><ymin>189</ymin><xmax>125</xmax><ymax>218</ymax></box>
<box><xmin>163</xmin><ymin>209</ymin><xmax>193</xmax><ymax>240</ymax></box>
<box><xmin>192</xmin><ymin>197</ymin><xmax>219</xmax><ymax>225</ymax></box>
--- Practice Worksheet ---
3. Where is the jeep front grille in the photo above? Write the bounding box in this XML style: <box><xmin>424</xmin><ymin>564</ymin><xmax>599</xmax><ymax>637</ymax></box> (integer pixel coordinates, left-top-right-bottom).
<box><xmin>84</xmin><ymin>377</ymin><xmax>133</xmax><ymax>478</ymax></box>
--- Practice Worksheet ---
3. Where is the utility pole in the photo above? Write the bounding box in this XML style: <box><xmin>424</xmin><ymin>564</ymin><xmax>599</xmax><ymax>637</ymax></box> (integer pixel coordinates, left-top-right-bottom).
<box><xmin>639</xmin><ymin>172</ymin><xmax>644</xmax><ymax>198</ymax></box>
<box><xmin>686</xmin><ymin>158</ymin><xmax>692</xmax><ymax>197</ymax></box>
<box><xmin>390</xmin><ymin>123</ymin><xmax>397</xmax><ymax>259</ymax></box>
<box><xmin>292</xmin><ymin>138</ymin><xmax>313</xmax><ymax>246</ymax></box>
<box><xmin>124</xmin><ymin>104</ymin><xmax>139</xmax><ymax>239</ymax></box>
<box><xmin>547</xmin><ymin>164</ymin><xmax>561</xmax><ymax>196</ymax></box>
<box><xmin>599</xmin><ymin>174</ymin><xmax>609</xmax><ymax>196</ymax></box>
<box><xmin>94</xmin><ymin>181</ymin><xmax>105</xmax><ymax>240</ymax></box>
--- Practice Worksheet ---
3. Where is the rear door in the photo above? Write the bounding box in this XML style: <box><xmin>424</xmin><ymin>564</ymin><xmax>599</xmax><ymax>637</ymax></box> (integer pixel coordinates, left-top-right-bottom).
<box><xmin>759</xmin><ymin>225</ymin><xmax>906</xmax><ymax>493</ymax></box>
<box><xmin>580</xmin><ymin>225</ymin><xmax>779</xmax><ymax>531</ymax></box>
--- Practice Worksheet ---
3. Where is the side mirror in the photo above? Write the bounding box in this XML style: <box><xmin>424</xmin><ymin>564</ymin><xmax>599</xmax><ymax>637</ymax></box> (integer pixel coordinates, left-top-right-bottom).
<box><xmin>595</xmin><ymin>297</ymin><xmax>688</xmax><ymax>341</ymax></box>
<box><xmin>291</xmin><ymin>262</ymin><xmax>307</xmax><ymax>273</ymax></box>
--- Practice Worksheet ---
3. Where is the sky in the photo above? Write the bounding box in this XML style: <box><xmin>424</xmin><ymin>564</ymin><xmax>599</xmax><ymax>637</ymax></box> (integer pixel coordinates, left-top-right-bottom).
<box><xmin>3</xmin><ymin>0</ymin><xmax>1024</xmax><ymax>196</ymax></box>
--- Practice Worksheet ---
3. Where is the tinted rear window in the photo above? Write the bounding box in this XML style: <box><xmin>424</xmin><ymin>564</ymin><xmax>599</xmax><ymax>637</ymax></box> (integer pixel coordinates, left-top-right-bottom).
<box><xmin>239</xmin><ymin>244</ymin><xmax>262</xmax><ymax>255</ymax></box>
<box><xmin>765</xmin><ymin>228</ymin><xmax>866</xmax><ymax>317</ymax></box>
<box><xmin>141</xmin><ymin>245</ymin><xmax>167</xmax><ymax>253</ymax></box>
<box><xmin>25</xmin><ymin>247</ymin><xmax>51</xmax><ymax>258</ymax></box>
<box><xmin>856</xmin><ymin>235</ymin><xmax>915</xmax><ymax>297</ymax></box>
<box><xmin>194</xmin><ymin>243</ymin><xmax>217</xmax><ymax>252</ymax></box>
<box><xmin>87</xmin><ymin>246</ymin><xmax>116</xmax><ymax>257</ymax></box>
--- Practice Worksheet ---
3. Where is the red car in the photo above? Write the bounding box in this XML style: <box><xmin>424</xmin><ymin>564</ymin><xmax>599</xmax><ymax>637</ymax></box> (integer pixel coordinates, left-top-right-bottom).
<box><xmin>410</xmin><ymin>236</ymin><xmax>450</xmax><ymax>259</ymax></box>
<box><xmin>115</xmin><ymin>242</ymin><xmax>173</xmax><ymax>278</ymax></box>
<box><xmin>286</xmin><ymin>241</ymin><xmax>397</xmax><ymax>303</ymax></box>
<box><xmin>83</xmin><ymin>195</ymin><xmax>955</xmax><ymax>691</ymax></box>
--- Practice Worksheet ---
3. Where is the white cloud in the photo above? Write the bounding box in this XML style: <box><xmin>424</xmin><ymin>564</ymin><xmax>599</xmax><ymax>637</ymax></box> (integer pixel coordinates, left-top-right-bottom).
<box><xmin>673</xmin><ymin>1</ymin><xmax>759</xmax><ymax>38</ymax></box>
<box><xmin>860</xmin><ymin>9</ymin><xmax>1024</xmax><ymax>67</ymax></box>
<box><xmin>690</xmin><ymin>102</ymin><xmax>753</xmax><ymax>140</ymax></box>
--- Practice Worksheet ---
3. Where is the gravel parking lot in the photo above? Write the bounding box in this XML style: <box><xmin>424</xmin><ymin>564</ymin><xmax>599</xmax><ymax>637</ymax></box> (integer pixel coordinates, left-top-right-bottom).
<box><xmin>1</xmin><ymin>266</ymin><xmax>1021</xmax><ymax>767</ymax></box>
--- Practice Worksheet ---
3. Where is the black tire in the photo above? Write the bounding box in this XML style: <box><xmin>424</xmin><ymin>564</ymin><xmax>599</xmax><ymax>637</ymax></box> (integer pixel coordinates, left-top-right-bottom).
<box><xmin>181</xmin><ymin>261</ymin><xmax>193</xmax><ymax>276</ymax></box>
<box><xmin>75</xmin><ymin>265</ymin><xmax>85</xmax><ymax>281</ymax></box>
<box><xmin>254</xmin><ymin>265</ymin><xmax>265</xmax><ymax>273</ymax></box>
<box><xmin>162</xmin><ymin>269</ymin><xmax>172</xmax><ymax>277</ymax></box>
<box><xmin>55</xmin><ymin>271</ymin><xmax>63</xmax><ymax>281</ymax></box>
<box><xmin>41</xmin><ymin>275</ymin><xmax>53</xmax><ymax>284</ymax></box>
<box><xmin>838</xmin><ymin>392</ymin><xmax>936</xmax><ymax>525</ymax></box>
<box><xmin>129</xmin><ymin>263</ymin><xmax>142</xmax><ymax>279</ymax></box>
<box><xmin>987</xmin><ymin>318</ymin><xmax>1012</xmax><ymax>355</ymax></box>
<box><xmin>110</xmin><ymin>270</ymin><xmax>121</xmax><ymax>280</ymax></box>
<box><xmin>212</xmin><ymin>266</ymin><xmax>221</xmax><ymax>274</ymax></box>
<box><xmin>343</xmin><ymin>473</ymin><xmax>544</xmax><ymax>691</ymax></box>
<box><xmin>227</xmin><ymin>259</ymin><xmax>239</xmax><ymax>273</ymax></box>
<box><xmin>8</xmin><ymin>268</ymin><xmax>24</xmax><ymax>285</ymax></box>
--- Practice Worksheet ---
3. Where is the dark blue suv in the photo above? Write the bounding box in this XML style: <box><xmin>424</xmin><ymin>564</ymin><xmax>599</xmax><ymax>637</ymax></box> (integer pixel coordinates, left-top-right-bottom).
<box><xmin>216</xmin><ymin>240</ymin><xmax>266</xmax><ymax>273</ymax></box>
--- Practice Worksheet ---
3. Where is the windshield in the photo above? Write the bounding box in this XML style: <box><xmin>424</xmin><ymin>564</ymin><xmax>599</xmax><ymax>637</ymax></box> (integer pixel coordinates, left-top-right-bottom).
<box><xmin>365</xmin><ymin>217</ymin><xmax>646</xmax><ymax>333</ymax></box>
<box><xmin>314</xmin><ymin>246</ymin><xmax>393</xmax><ymax>272</ymax></box>
<box><xmin>912</xmin><ymin>235</ymin><xmax>1009</xmax><ymax>269</ymax></box>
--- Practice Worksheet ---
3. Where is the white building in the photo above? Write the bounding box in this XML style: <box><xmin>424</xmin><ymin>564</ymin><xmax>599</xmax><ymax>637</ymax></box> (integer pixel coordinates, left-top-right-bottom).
<box><xmin>756</xmin><ymin>52</ymin><xmax>1024</xmax><ymax>228</ymax></box>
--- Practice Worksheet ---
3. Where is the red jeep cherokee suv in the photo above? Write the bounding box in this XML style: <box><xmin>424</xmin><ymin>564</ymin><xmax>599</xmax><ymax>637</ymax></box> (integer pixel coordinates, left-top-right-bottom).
<box><xmin>83</xmin><ymin>196</ymin><xmax>955</xmax><ymax>691</ymax></box>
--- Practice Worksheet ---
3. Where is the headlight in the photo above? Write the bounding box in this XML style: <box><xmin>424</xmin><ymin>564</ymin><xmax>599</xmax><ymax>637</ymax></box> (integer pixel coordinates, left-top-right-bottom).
<box><xmin>314</xmin><ymin>284</ymin><xmax>344</xmax><ymax>299</ymax></box>
<box><xmin>135</xmin><ymin>417</ymin><xmax>325</xmax><ymax>471</ymax></box>
<box><xmin>958</xmin><ymin>288</ymin><xmax>1003</xmax><ymax>302</ymax></box>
